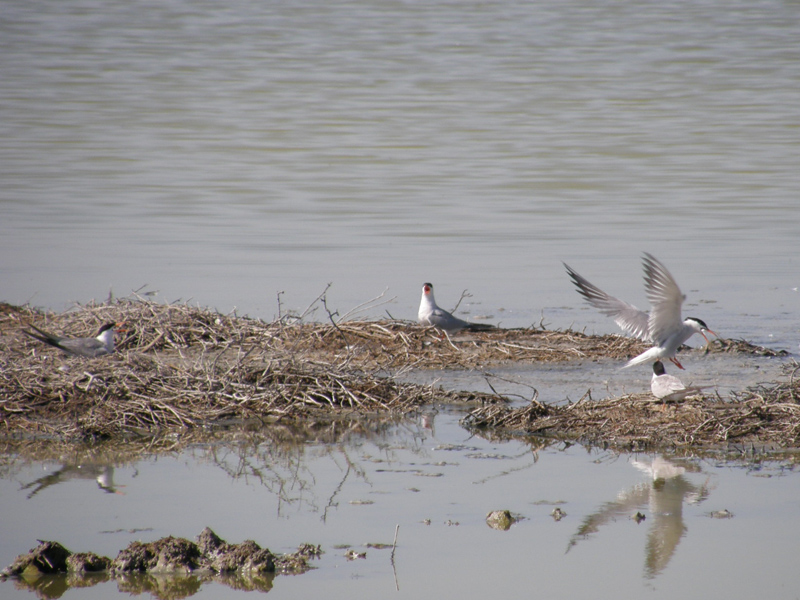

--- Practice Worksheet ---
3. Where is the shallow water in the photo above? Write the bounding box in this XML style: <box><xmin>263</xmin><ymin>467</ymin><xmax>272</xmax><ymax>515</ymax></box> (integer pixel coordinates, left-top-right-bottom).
<box><xmin>2</xmin><ymin>412</ymin><xmax>800</xmax><ymax>599</ymax></box>
<box><xmin>401</xmin><ymin>349</ymin><xmax>789</xmax><ymax>406</ymax></box>
<box><xmin>2</xmin><ymin>0</ymin><xmax>800</xmax><ymax>597</ymax></box>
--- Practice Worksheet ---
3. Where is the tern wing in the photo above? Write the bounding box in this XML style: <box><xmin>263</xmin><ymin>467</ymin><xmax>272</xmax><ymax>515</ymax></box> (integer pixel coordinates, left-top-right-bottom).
<box><xmin>429</xmin><ymin>307</ymin><xmax>470</xmax><ymax>330</ymax></box>
<box><xmin>642</xmin><ymin>253</ymin><xmax>685</xmax><ymax>344</ymax></box>
<box><xmin>58</xmin><ymin>337</ymin><xmax>108</xmax><ymax>358</ymax></box>
<box><xmin>464</xmin><ymin>322</ymin><xmax>495</xmax><ymax>331</ymax></box>
<box><xmin>564</xmin><ymin>263</ymin><xmax>650</xmax><ymax>340</ymax></box>
<box><xmin>23</xmin><ymin>324</ymin><xmax>64</xmax><ymax>347</ymax></box>
<box><xmin>23</xmin><ymin>324</ymin><xmax>107</xmax><ymax>357</ymax></box>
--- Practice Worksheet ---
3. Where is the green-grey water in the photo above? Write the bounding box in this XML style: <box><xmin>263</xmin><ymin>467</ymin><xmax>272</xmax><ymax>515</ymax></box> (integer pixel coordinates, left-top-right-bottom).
<box><xmin>2</xmin><ymin>0</ymin><xmax>800</xmax><ymax>597</ymax></box>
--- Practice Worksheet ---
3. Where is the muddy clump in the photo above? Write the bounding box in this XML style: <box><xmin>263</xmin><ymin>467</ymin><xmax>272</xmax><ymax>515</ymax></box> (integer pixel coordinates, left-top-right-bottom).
<box><xmin>195</xmin><ymin>528</ymin><xmax>276</xmax><ymax>574</ymax></box>
<box><xmin>114</xmin><ymin>536</ymin><xmax>203</xmax><ymax>574</ymax></box>
<box><xmin>1</xmin><ymin>540</ymin><xmax>71</xmax><ymax>577</ymax></box>
<box><xmin>67</xmin><ymin>552</ymin><xmax>113</xmax><ymax>573</ymax></box>
<box><xmin>1</xmin><ymin>528</ymin><xmax>318</xmax><ymax>586</ymax></box>
<box><xmin>485</xmin><ymin>509</ymin><xmax>520</xmax><ymax>531</ymax></box>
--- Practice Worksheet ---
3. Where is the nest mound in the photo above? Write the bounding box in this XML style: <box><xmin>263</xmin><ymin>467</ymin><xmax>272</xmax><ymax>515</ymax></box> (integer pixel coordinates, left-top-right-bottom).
<box><xmin>0</xmin><ymin>298</ymin><xmax>793</xmax><ymax>447</ymax></box>
<box><xmin>0</xmin><ymin>300</ymin><xmax>499</xmax><ymax>439</ymax></box>
<box><xmin>463</xmin><ymin>363</ymin><xmax>800</xmax><ymax>451</ymax></box>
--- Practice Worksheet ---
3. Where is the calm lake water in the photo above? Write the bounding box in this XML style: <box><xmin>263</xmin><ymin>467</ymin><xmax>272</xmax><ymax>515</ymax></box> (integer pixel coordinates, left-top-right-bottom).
<box><xmin>3</xmin><ymin>413</ymin><xmax>800</xmax><ymax>599</ymax></box>
<box><xmin>2</xmin><ymin>0</ymin><xmax>800</xmax><ymax>597</ymax></box>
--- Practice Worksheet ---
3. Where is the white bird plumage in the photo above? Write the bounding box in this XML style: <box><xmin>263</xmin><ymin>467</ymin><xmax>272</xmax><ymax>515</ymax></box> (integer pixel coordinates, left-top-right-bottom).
<box><xmin>650</xmin><ymin>360</ymin><xmax>710</xmax><ymax>401</ymax></box>
<box><xmin>565</xmin><ymin>253</ymin><xmax>716</xmax><ymax>369</ymax></box>
<box><xmin>417</xmin><ymin>282</ymin><xmax>493</xmax><ymax>333</ymax></box>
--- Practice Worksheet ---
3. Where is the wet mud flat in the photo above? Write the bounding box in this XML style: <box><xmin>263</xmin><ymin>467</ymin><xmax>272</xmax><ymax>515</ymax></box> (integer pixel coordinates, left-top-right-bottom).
<box><xmin>0</xmin><ymin>298</ymin><xmax>794</xmax><ymax>450</ymax></box>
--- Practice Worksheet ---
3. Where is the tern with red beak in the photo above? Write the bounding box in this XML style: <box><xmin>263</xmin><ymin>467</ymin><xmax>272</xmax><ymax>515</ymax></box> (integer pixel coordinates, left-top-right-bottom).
<box><xmin>418</xmin><ymin>282</ymin><xmax>493</xmax><ymax>334</ymax></box>
<box><xmin>565</xmin><ymin>253</ymin><xmax>716</xmax><ymax>369</ymax></box>
<box><xmin>23</xmin><ymin>322</ymin><xmax>124</xmax><ymax>358</ymax></box>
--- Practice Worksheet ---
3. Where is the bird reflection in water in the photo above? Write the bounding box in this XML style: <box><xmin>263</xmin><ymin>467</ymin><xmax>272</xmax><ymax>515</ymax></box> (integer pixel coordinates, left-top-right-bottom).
<box><xmin>21</xmin><ymin>463</ymin><xmax>125</xmax><ymax>498</ymax></box>
<box><xmin>567</xmin><ymin>456</ymin><xmax>711</xmax><ymax>579</ymax></box>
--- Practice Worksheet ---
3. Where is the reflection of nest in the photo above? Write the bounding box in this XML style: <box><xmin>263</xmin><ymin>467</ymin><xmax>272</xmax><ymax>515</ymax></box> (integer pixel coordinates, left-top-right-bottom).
<box><xmin>463</xmin><ymin>363</ymin><xmax>800</xmax><ymax>451</ymax></box>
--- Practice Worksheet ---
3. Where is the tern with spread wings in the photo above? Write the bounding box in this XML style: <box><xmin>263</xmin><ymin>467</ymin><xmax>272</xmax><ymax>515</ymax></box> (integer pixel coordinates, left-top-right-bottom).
<box><xmin>565</xmin><ymin>253</ymin><xmax>716</xmax><ymax>369</ymax></box>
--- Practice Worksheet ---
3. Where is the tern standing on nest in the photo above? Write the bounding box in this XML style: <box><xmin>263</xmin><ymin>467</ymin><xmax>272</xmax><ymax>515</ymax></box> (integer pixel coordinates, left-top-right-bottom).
<box><xmin>23</xmin><ymin>322</ymin><xmax>124</xmax><ymax>358</ymax></box>
<box><xmin>418</xmin><ymin>282</ymin><xmax>494</xmax><ymax>334</ymax></box>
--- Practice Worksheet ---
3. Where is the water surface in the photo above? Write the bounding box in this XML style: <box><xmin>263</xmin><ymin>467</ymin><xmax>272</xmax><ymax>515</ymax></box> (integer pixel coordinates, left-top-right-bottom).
<box><xmin>1</xmin><ymin>1</ymin><xmax>800</xmax><ymax>598</ymax></box>
<box><xmin>2</xmin><ymin>413</ymin><xmax>799</xmax><ymax>599</ymax></box>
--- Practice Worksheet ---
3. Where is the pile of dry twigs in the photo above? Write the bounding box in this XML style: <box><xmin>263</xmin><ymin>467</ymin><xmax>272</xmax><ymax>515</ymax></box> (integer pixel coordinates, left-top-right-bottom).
<box><xmin>0</xmin><ymin>300</ymin><xmax>497</xmax><ymax>439</ymax></box>
<box><xmin>462</xmin><ymin>361</ymin><xmax>800</xmax><ymax>451</ymax></box>
<box><xmin>0</xmin><ymin>297</ymin><xmax>794</xmax><ymax>448</ymax></box>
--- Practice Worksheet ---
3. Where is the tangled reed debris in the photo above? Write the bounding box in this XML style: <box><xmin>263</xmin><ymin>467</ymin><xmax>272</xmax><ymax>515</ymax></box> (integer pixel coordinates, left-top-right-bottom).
<box><xmin>705</xmin><ymin>337</ymin><xmax>789</xmax><ymax>357</ymax></box>
<box><xmin>0</xmin><ymin>300</ymin><xmax>497</xmax><ymax>439</ymax></box>
<box><xmin>0</xmin><ymin>298</ymin><xmax>794</xmax><ymax>448</ymax></box>
<box><xmin>463</xmin><ymin>362</ymin><xmax>800</xmax><ymax>450</ymax></box>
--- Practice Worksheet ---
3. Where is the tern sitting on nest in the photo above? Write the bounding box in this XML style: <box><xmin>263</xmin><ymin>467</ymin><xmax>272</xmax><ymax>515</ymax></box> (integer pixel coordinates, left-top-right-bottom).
<box><xmin>418</xmin><ymin>282</ymin><xmax>494</xmax><ymax>334</ymax></box>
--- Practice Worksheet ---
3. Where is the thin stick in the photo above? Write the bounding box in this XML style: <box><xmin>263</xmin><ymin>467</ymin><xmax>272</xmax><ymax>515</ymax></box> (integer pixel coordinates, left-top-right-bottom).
<box><xmin>451</xmin><ymin>289</ymin><xmax>472</xmax><ymax>313</ymax></box>
<box><xmin>391</xmin><ymin>524</ymin><xmax>399</xmax><ymax>560</ymax></box>
<box><xmin>391</xmin><ymin>523</ymin><xmax>400</xmax><ymax>591</ymax></box>
<box><xmin>338</xmin><ymin>287</ymin><xmax>396</xmax><ymax>322</ymax></box>
<box><xmin>298</xmin><ymin>283</ymin><xmax>332</xmax><ymax>321</ymax></box>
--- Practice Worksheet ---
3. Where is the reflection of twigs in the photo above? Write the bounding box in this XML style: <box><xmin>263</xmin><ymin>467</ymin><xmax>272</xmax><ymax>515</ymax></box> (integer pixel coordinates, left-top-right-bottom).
<box><xmin>472</xmin><ymin>449</ymin><xmax>539</xmax><ymax>485</ymax></box>
<box><xmin>391</xmin><ymin>524</ymin><xmax>399</xmax><ymax>560</ymax></box>
<box><xmin>391</xmin><ymin>524</ymin><xmax>400</xmax><ymax>591</ymax></box>
<box><xmin>322</xmin><ymin>461</ymin><xmax>351</xmax><ymax>523</ymax></box>
<box><xmin>322</xmin><ymin>447</ymin><xmax>371</xmax><ymax>523</ymax></box>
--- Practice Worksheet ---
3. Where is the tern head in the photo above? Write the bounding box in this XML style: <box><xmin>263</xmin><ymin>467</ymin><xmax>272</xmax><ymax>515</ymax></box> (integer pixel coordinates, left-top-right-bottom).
<box><xmin>652</xmin><ymin>360</ymin><xmax>666</xmax><ymax>376</ymax></box>
<box><xmin>685</xmin><ymin>317</ymin><xmax>716</xmax><ymax>342</ymax></box>
<box><xmin>97</xmin><ymin>322</ymin><xmax>127</xmax><ymax>337</ymax></box>
<box><xmin>421</xmin><ymin>283</ymin><xmax>437</xmax><ymax>305</ymax></box>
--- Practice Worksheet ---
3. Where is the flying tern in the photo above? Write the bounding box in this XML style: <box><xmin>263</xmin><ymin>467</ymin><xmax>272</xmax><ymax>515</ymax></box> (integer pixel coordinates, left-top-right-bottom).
<box><xmin>418</xmin><ymin>282</ymin><xmax>493</xmax><ymax>334</ymax></box>
<box><xmin>23</xmin><ymin>321</ymin><xmax>124</xmax><ymax>358</ymax></box>
<box><xmin>650</xmin><ymin>360</ymin><xmax>710</xmax><ymax>401</ymax></box>
<box><xmin>565</xmin><ymin>253</ymin><xmax>716</xmax><ymax>369</ymax></box>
